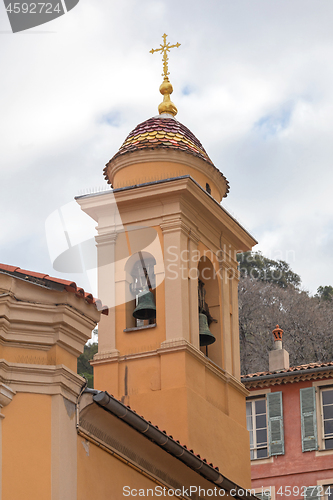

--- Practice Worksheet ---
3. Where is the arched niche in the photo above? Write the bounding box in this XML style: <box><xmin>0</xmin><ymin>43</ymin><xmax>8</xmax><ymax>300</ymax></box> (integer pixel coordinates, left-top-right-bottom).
<box><xmin>198</xmin><ymin>256</ymin><xmax>222</xmax><ymax>366</ymax></box>
<box><xmin>125</xmin><ymin>252</ymin><xmax>157</xmax><ymax>329</ymax></box>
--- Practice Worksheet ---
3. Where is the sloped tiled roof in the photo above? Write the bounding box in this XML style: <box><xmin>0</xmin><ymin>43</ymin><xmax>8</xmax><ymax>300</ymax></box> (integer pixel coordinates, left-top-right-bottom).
<box><xmin>104</xmin><ymin>116</ymin><xmax>230</xmax><ymax>197</ymax></box>
<box><xmin>96</xmin><ymin>390</ymin><xmax>219</xmax><ymax>468</ymax></box>
<box><xmin>0</xmin><ymin>263</ymin><xmax>108</xmax><ymax>314</ymax></box>
<box><xmin>241</xmin><ymin>361</ymin><xmax>333</xmax><ymax>388</ymax></box>
<box><xmin>242</xmin><ymin>361</ymin><xmax>333</xmax><ymax>380</ymax></box>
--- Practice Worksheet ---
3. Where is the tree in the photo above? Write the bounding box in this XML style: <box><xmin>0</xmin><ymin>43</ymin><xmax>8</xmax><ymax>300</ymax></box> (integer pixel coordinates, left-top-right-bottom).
<box><xmin>237</xmin><ymin>251</ymin><xmax>301</xmax><ymax>289</ymax></box>
<box><xmin>239</xmin><ymin>276</ymin><xmax>333</xmax><ymax>374</ymax></box>
<box><xmin>315</xmin><ymin>285</ymin><xmax>333</xmax><ymax>302</ymax></box>
<box><xmin>77</xmin><ymin>343</ymin><xmax>98</xmax><ymax>388</ymax></box>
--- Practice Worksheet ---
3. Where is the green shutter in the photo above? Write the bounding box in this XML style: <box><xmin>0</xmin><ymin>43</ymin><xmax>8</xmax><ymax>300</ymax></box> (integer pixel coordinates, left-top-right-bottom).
<box><xmin>267</xmin><ymin>392</ymin><xmax>284</xmax><ymax>456</ymax></box>
<box><xmin>300</xmin><ymin>387</ymin><xmax>318</xmax><ymax>452</ymax></box>
<box><xmin>304</xmin><ymin>486</ymin><xmax>321</xmax><ymax>500</ymax></box>
<box><xmin>256</xmin><ymin>492</ymin><xmax>271</xmax><ymax>500</ymax></box>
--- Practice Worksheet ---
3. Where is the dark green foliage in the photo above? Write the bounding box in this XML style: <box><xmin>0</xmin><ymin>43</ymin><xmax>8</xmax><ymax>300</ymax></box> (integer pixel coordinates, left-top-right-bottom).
<box><xmin>237</xmin><ymin>251</ymin><xmax>301</xmax><ymax>289</ymax></box>
<box><xmin>77</xmin><ymin>343</ymin><xmax>98</xmax><ymax>389</ymax></box>
<box><xmin>315</xmin><ymin>285</ymin><xmax>333</xmax><ymax>302</ymax></box>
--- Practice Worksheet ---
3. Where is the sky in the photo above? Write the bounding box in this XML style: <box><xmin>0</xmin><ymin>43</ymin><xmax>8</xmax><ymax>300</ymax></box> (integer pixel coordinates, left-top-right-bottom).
<box><xmin>1</xmin><ymin>0</ymin><xmax>333</xmax><ymax>296</ymax></box>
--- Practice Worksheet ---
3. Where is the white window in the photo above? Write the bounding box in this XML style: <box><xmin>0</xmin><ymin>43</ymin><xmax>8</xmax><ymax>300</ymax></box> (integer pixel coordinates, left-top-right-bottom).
<box><xmin>246</xmin><ymin>398</ymin><xmax>268</xmax><ymax>459</ymax></box>
<box><xmin>321</xmin><ymin>388</ymin><xmax>333</xmax><ymax>450</ymax></box>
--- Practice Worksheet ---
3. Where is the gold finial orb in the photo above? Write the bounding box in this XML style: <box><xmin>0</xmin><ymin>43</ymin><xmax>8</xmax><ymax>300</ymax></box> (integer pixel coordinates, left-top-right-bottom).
<box><xmin>150</xmin><ymin>34</ymin><xmax>181</xmax><ymax>117</ymax></box>
<box><xmin>159</xmin><ymin>79</ymin><xmax>173</xmax><ymax>95</ymax></box>
<box><xmin>158</xmin><ymin>77</ymin><xmax>177</xmax><ymax>116</ymax></box>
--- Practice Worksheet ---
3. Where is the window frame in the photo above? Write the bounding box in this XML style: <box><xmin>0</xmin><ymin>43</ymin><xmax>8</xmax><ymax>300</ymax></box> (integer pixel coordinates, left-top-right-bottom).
<box><xmin>320</xmin><ymin>386</ymin><xmax>333</xmax><ymax>451</ymax></box>
<box><xmin>316</xmin><ymin>479</ymin><xmax>333</xmax><ymax>500</ymax></box>
<box><xmin>246</xmin><ymin>397</ymin><xmax>269</xmax><ymax>460</ymax></box>
<box><xmin>323</xmin><ymin>484</ymin><xmax>333</xmax><ymax>500</ymax></box>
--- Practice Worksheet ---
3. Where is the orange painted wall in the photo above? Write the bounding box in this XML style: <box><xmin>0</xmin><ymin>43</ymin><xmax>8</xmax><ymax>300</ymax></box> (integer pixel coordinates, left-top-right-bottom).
<box><xmin>77</xmin><ymin>436</ymin><xmax>160</xmax><ymax>499</ymax></box>
<box><xmin>2</xmin><ymin>393</ymin><xmax>52</xmax><ymax>500</ymax></box>
<box><xmin>90</xmin><ymin>172</ymin><xmax>253</xmax><ymax>490</ymax></box>
<box><xmin>0</xmin><ymin>345</ymin><xmax>77</xmax><ymax>372</ymax></box>
<box><xmin>93</xmin><ymin>348</ymin><xmax>251</xmax><ymax>488</ymax></box>
<box><xmin>113</xmin><ymin>160</ymin><xmax>221</xmax><ymax>201</ymax></box>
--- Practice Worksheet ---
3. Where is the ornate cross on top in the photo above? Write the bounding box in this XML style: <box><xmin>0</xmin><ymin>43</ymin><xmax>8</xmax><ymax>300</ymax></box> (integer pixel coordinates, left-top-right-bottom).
<box><xmin>150</xmin><ymin>33</ymin><xmax>181</xmax><ymax>78</ymax></box>
<box><xmin>149</xmin><ymin>34</ymin><xmax>181</xmax><ymax>117</ymax></box>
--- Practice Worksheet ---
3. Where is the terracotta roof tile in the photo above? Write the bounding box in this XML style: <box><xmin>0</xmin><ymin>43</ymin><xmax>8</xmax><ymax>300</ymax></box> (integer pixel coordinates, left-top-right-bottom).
<box><xmin>18</xmin><ymin>269</ymin><xmax>49</xmax><ymax>279</ymax></box>
<box><xmin>242</xmin><ymin>361</ymin><xmax>333</xmax><ymax>380</ymax></box>
<box><xmin>0</xmin><ymin>263</ymin><xmax>108</xmax><ymax>315</ymax></box>
<box><xmin>0</xmin><ymin>264</ymin><xmax>20</xmax><ymax>273</ymax></box>
<box><xmin>102</xmin><ymin>392</ymin><xmax>219</xmax><ymax>472</ymax></box>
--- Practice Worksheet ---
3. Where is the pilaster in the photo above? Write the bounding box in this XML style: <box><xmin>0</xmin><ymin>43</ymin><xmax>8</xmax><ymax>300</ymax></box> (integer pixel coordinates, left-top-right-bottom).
<box><xmin>188</xmin><ymin>230</ymin><xmax>200</xmax><ymax>349</ymax></box>
<box><xmin>219</xmin><ymin>258</ymin><xmax>232</xmax><ymax>374</ymax></box>
<box><xmin>0</xmin><ymin>383</ymin><xmax>15</xmax><ymax>500</ymax></box>
<box><xmin>230</xmin><ymin>266</ymin><xmax>241</xmax><ymax>379</ymax></box>
<box><xmin>161</xmin><ymin>218</ymin><xmax>191</xmax><ymax>342</ymax></box>
<box><xmin>95</xmin><ymin>232</ymin><xmax>118</xmax><ymax>354</ymax></box>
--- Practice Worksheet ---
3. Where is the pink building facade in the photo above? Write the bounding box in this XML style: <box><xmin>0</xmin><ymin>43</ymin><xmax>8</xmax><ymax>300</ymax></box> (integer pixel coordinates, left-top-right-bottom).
<box><xmin>242</xmin><ymin>327</ymin><xmax>333</xmax><ymax>500</ymax></box>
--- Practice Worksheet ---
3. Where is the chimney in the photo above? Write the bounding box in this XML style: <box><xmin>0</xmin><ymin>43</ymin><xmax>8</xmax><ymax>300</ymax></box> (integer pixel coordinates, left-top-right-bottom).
<box><xmin>268</xmin><ymin>325</ymin><xmax>290</xmax><ymax>372</ymax></box>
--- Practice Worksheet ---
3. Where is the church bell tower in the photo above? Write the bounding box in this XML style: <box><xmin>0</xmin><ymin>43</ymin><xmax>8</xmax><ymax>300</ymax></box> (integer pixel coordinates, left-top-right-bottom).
<box><xmin>77</xmin><ymin>35</ymin><xmax>257</xmax><ymax>488</ymax></box>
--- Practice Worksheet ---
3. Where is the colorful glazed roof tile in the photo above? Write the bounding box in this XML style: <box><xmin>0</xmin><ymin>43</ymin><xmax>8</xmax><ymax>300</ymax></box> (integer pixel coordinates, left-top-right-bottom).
<box><xmin>104</xmin><ymin>117</ymin><xmax>231</xmax><ymax>195</ymax></box>
<box><xmin>109</xmin><ymin>116</ymin><xmax>213</xmax><ymax>165</ymax></box>
<box><xmin>0</xmin><ymin>263</ymin><xmax>108</xmax><ymax>314</ymax></box>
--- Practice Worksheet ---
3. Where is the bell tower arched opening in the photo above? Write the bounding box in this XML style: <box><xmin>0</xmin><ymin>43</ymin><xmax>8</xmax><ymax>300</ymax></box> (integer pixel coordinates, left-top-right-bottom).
<box><xmin>125</xmin><ymin>252</ymin><xmax>156</xmax><ymax>330</ymax></box>
<box><xmin>198</xmin><ymin>256</ymin><xmax>222</xmax><ymax>367</ymax></box>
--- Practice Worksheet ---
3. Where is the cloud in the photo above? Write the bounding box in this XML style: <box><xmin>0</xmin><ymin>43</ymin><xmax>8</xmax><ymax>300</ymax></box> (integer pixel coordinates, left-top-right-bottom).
<box><xmin>1</xmin><ymin>0</ymin><xmax>333</xmax><ymax>295</ymax></box>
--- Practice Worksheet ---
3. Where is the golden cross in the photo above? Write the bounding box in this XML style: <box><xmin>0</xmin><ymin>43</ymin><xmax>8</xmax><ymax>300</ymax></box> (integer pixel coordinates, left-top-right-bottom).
<box><xmin>150</xmin><ymin>33</ymin><xmax>181</xmax><ymax>78</ymax></box>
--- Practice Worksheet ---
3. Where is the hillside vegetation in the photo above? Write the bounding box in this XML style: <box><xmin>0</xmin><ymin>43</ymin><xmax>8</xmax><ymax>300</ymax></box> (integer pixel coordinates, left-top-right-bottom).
<box><xmin>238</xmin><ymin>252</ymin><xmax>333</xmax><ymax>375</ymax></box>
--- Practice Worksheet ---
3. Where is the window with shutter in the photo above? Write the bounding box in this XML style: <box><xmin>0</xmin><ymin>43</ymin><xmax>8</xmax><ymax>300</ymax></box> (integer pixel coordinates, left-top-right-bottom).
<box><xmin>304</xmin><ymin>486</ymin><xmax>321</xmax><ymax>500</ymax></box>
<box><xmin>300</xmin><ymin>387</ymin><xmax>318</xmax><ymax>452</ymax></box>
<box><xmin>267</xmin><ymin>391</ymin><xmax>284</xmax><ymax>456</ymax></box>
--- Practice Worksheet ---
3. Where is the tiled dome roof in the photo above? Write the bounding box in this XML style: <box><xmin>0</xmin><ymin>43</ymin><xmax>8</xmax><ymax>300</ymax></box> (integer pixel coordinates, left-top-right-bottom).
<box><xmin>104</xmin><ymin>115</ymin><xmax>230</xmax><ymax>199</ymax></box>
<box><xmin>105</xmin><ymin>116</ymin><xmax>214</xmax><ymax>171</ymax></box>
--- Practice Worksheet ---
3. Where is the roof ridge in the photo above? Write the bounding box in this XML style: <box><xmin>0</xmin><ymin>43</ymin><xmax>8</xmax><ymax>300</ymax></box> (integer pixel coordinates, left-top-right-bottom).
<box><xmin>0</xmin><ymin>263</ymin><xmax>108</xmax><ymax>315</ymax></box>
<box><xmin>241</xmin><ymin>360</ymin><xmax>333</xmax><ymax>379</ymax></box>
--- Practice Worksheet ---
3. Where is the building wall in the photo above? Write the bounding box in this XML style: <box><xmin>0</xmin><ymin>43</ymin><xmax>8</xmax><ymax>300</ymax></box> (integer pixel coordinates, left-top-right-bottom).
<box><xmin>0</xmin><ymin>273</ymin><xmax>100</xmax><ymax>500</ymax></box>
<box><xmin>249</xmin><ymin>377</ymin><xmax>333</xmax><ymax>496</ymax></box>
<box><xmin>2</xmin><ymin>393</ymin><xmax>52</xmax><ymax>500</ymax></box>
<box><xmin>77</xmin><ymin>438</ymin><xmax>160</xmax><ymax>500</ymax></box>
<box><xmin>81</xmin><ymin>175</ymin><xmax>256</xmax><ymax>489</ymax></box>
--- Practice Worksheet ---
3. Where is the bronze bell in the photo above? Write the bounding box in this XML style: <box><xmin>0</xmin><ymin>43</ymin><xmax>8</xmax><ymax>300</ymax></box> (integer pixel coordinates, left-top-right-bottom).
<box><xmin>199</xmin><ymin>313</ymin><xmax>216</xmax><ymax>346</ymax></box>
<box><xmin>133</xmin><ymin>290</ymin><xmax>156</xmax><ymax>320</ymax></box>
